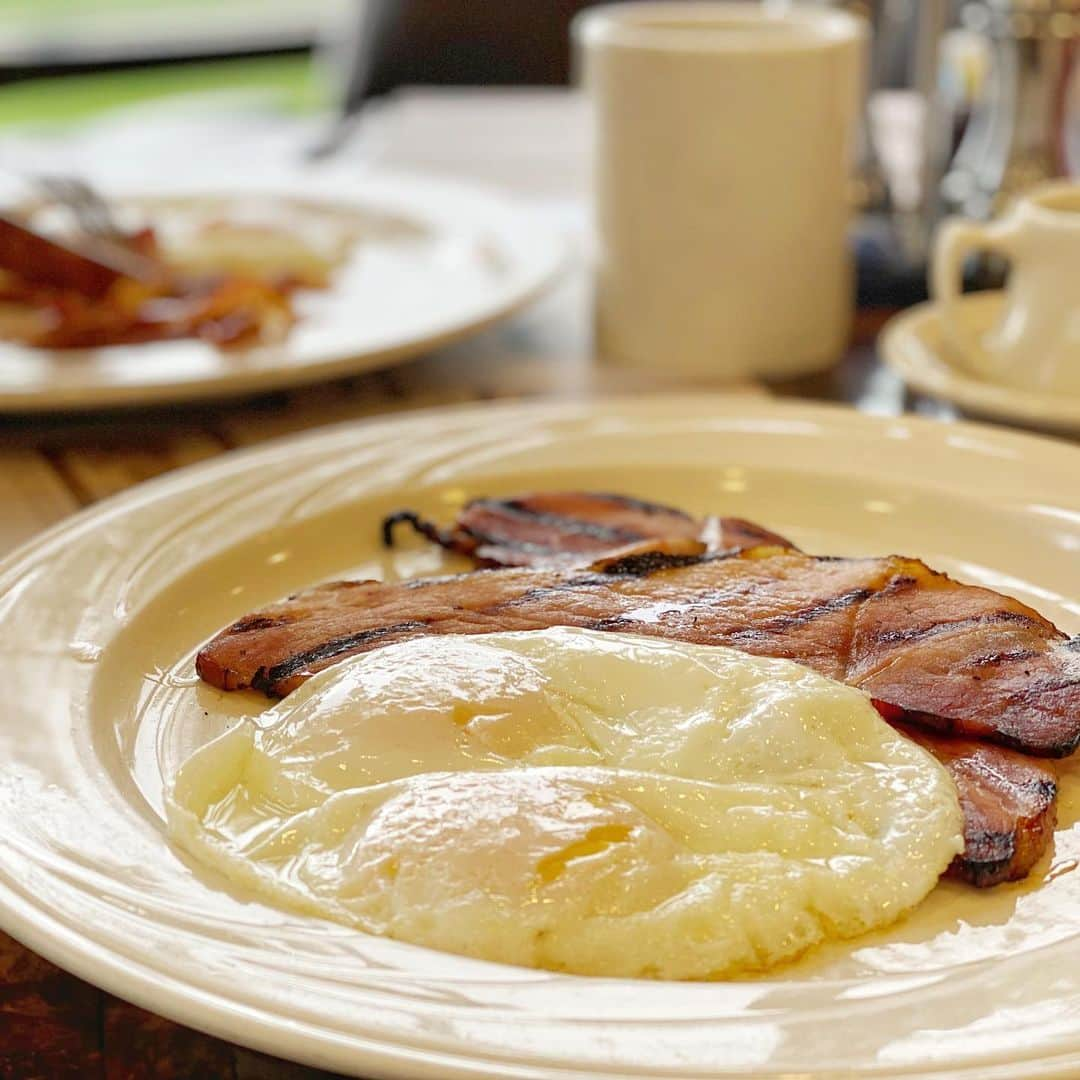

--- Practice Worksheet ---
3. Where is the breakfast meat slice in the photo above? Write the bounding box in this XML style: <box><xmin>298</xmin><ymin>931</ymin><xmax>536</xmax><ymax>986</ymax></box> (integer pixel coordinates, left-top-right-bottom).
<box><xmin>196</xmin><ymin>547</ymin><xmax>1080</xmax><ymax>758</ymax></box>
<box><xmin>382</xmin><ymin>492</ymin><xmax>793</xmax><ymax>568</ymax></box>
<box><xmin>0</xmin><ymin>213</ymin><xmax>299</xmax><ymax>350</ymax></box>
<box><xmin>898</xmin><ymin>724</ymin><xmax>1057</xmax><ymax>887</ymax></box>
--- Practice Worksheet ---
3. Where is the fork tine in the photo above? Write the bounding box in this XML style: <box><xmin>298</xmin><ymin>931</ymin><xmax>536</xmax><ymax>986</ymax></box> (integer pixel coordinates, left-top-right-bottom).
<box><xmin>37</xmin><ymin>175</ymin><xmax>85</xmax><ymax>225</ymax></box>
<box><xmin>72</xmin><ymin>178</ymin><xmax>121</xmax><ymax>238</ymax></box>
<box><xmin>33</xmin><ymin>173</ymin><xmax>121</xmax><ymax>240</ymax></box>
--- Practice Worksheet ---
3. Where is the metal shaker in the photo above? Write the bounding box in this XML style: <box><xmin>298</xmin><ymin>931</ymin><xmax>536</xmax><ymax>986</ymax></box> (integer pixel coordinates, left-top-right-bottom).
<box><xmin>943</xmin><ymin>0</ymin><xmax>1080</xmax><ymax>218</ymax></box>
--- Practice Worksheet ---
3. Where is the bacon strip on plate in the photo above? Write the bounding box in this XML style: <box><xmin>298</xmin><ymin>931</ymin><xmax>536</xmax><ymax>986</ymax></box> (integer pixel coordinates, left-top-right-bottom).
<box><xmin>383</xmin><ymin>492</ymin><xmax>792</xmax><ymax>567</ymax></box>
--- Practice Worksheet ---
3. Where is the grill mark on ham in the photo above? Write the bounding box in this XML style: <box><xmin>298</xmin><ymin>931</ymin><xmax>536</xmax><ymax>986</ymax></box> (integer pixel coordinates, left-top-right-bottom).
<box><xmin>1006</xmin><ymin>677</ymin><xmax>1080</xmax><ymax>708</ymax></box>
<box><xmin>872</xmin><ymin>610</ymin><xmax>1047</xmax><ymax>648</ymax></box>
<box><xmin>723</xmin><ymin>586</ymin><xmax>875</xmax><ymax>635</ymax></box>
<box><xmin>251</xmin><ymin>620</ymin><xmax>430</xmax><ymax>693</ymax></box>
<box><xmin>956</xmin><ymin>648</ymin><xmax>1042</xmax><ymax>671</ymax></box>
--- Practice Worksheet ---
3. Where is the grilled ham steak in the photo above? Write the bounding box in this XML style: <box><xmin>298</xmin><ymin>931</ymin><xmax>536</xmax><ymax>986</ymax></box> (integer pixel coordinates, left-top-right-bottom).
<box><xmin>383</xmin><ymin>492</ymin><xmax>792</xmax><ymax>568</ymax></box>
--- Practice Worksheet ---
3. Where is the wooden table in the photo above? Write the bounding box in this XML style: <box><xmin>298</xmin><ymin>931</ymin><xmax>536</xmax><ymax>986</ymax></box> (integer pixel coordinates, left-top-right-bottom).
<box><xmin>0</xmin><ymin>87</ymin><xmax>979</xmax><ymax>1079</ymax></box>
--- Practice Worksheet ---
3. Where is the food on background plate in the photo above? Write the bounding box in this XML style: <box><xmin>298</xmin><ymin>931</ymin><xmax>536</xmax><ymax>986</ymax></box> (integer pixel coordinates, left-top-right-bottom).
<box><xmin>0</xmin><ymin>199</ymin><xmax>351</xmax><ymax>350</ymax></box>
<box><xmin>162</xmin><ymin>219</ymin><xmax>345</xmax><ymax>289</ymax></box>
<box><xmin>168</xmin><ymin>628</ymin><xmax>963</xmax><ymax>979</ymax></box>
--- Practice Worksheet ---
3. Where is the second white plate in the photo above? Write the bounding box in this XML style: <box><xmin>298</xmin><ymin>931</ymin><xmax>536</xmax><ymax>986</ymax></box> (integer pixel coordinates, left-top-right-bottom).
<box><xmin>0</xmin><ymin>173</ymin><xmax>566</xmax><ymax>412</ymax></box>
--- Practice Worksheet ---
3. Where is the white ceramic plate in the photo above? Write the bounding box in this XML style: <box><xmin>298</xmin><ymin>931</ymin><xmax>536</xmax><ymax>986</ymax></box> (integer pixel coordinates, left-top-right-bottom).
<box><xmin>880</xmin><ymin>292</ymin><xmax>1080</xmax><ymax>435</ymax></box>
<box><xmin>2</xmin><ymin>396</ymin><xmax>1080</xmax><ymax>1079</ymax></box>
<box><xmin>0</xmin><ymin>175</ymin><xmax>565</xmax><ymax>412</ymax></box>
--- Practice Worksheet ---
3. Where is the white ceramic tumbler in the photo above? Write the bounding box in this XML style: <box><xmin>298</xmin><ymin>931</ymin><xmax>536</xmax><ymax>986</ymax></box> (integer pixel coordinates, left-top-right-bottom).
<box><xmin>576</xmin><ymin>2</ymin><xmax>866</xmax><ymax>380</ymax></box>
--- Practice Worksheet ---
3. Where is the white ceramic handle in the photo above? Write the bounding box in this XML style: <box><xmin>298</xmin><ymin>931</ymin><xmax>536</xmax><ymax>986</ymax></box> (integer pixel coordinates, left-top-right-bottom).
<box><xmin>931</xmin><ymin>218</ymin><xmax>1019</xmax><ymax>362</ymax></box>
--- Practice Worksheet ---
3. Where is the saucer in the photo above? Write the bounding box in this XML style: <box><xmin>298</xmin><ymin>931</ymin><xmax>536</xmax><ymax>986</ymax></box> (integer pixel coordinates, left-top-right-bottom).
<box><xmin>880</xmin><ymin>291</ymin><xmax>1080</xmax><ymax>435</ymax></box>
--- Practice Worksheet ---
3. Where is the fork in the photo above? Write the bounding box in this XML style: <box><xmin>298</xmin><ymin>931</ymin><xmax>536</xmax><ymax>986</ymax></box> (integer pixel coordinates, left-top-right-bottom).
<box><xmin>24</xmin><ymin>173</ymin><xmax>165</xmax><ymax>282</ymax></box>
<box><xmin>32</xmin><ymin>173</ymin><xmax>125</xmax><ymax>241</ymax></box>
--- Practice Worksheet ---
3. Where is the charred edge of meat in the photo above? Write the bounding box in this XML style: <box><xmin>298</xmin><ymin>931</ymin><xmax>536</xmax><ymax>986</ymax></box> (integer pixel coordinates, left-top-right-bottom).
<box><xmin>588</xmin><ymin>546</ymin><xmax>798</xmax><ymax>576</ymax></box>
<box><xmin>251</xmin><ymin>620</ymin><xmax>430</xmax><ymax>694</ymax></box>
<box><xmin>382</xmin><ymin>493</ymin><xmax>699</xmax><ymax>555</ymax></box>
<box><xmin>590</xmin><ymin>550</ymin><xmax>711</xmax><ymax>576</ymax></box>
<box><xmin>948</xmin><ymin>841</ymin><xmax>1016</xmax><ymax>889</ymax></box>
<box><xmin>381</xmin><ymin>510</ymin><xmax>450</xmax><ymax>550</ymax></box>
<box><xmin>948</xmin><ymin>840</ymin><xmax>1014</xmax><ymax>888</ymax></box>
<box><xmin>947</xmin><ymin>777</ymin><xmax>1058</xmax><ymax>887</ymax></box>
<box><xmin>228</xmin><ymin>614</ymin><xmax>289</xmax><ymax>634</ymax></box>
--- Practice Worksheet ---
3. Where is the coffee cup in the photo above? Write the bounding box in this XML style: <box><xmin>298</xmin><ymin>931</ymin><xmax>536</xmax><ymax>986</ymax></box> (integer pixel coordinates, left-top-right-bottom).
<box><xmin>575</xmin><ymin>2</ymin><xmax>866</xmax><ymax>380</ymax></box>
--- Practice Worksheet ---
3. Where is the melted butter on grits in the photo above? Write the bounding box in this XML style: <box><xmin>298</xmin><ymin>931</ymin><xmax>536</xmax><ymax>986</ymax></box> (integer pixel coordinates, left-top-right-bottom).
<box><xmin>166</xmin><ymin>627</ymin><xmax>962</xmax><ymax>979</ymax></box>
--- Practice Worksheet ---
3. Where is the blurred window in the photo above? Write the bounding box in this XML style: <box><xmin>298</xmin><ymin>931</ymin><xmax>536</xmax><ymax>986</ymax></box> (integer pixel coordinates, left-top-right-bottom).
<box><xmin>0</xmin><ymin>0</ymin><xmax>343</xmax><ymax>71</ymax></box>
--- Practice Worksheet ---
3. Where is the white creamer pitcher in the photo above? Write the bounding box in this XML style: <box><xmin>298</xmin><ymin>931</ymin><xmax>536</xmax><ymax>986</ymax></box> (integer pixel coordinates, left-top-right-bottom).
<box><xmin>933</xmin><ymin>182</ymin><xmax>1080</xmax><ymax>395</ymax></box>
